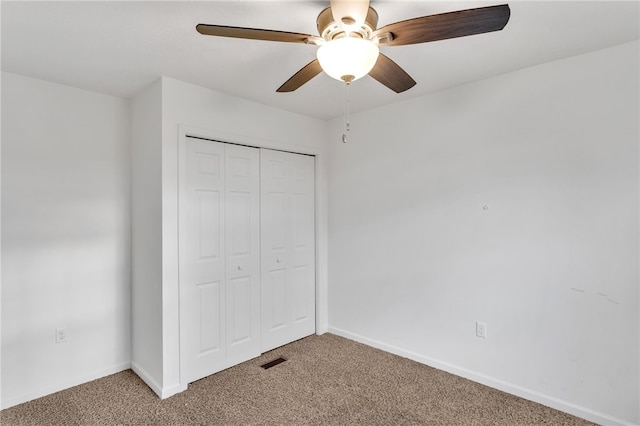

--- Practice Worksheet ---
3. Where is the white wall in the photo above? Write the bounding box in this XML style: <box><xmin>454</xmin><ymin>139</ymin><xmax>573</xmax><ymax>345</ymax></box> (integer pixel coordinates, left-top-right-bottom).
<box><xmin>130</xmin><ymin>77</ymin><xmax>329</xmax><ymax>397</ymax></box>
<box><xmin>1</xmin><ymin>72</ymin><xmax>132</xmax><ymax>409</ymax></box>
<box><xmin>130</xmin><ymin>79</ymin><xmax>164</xmax><ymax>395</ymax></box>
<box><xmin>327</xmin><ymin>41</ymin><xmax>639</xmax><ymax>425</ymax></box>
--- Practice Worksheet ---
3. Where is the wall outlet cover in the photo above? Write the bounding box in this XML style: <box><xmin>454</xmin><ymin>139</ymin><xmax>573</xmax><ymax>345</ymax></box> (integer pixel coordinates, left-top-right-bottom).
<box><xmin>476</xmin><ymin>321</ymin><xmax>487</xmax><ymax>338</ymax></box>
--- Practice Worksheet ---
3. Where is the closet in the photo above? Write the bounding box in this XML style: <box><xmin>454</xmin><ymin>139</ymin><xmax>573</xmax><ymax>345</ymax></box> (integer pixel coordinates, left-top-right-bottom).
<box><xmin>179</xmin><ymin>137</ymin><xmax>315</xmax><ymax>384</ymax></box>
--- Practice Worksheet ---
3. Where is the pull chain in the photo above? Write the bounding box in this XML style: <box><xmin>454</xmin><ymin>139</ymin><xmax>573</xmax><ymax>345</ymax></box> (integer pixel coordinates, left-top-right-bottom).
<box><xmin>342</xmin><ymin>81</ymin><xmax>351</xmax><ymax>143</ymax></box>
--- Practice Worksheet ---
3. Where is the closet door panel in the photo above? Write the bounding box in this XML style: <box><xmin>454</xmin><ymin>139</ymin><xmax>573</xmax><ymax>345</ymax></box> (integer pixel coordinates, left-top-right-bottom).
<box><xmin>228</xmin><ymin>276</ymin><xmax>251</xmax><ymax>342</ymax></box>
<box><xmin>260</xmin><ymin>149</ymin><xmax>315</xmax><ymax>352</ymax></box>
<box><xmin>225</xmin><ymin>144</ymin><xmax>261</xmax><ymax>366</ymax></box>
<box><xmin>291</xmin><ymin>266</ymin><xmax>309</xmax><ymax>322</ymax></box>
<box><xmin>266</xmin><ymin>268</ymin><xmax>287</xmax><ymax>330</ymax></box>
<box><xmin>198</xmin><ymin>281</ymin><xmax>223</xmax><ymax>352</ymax></box>
<box><xmin>181</xmin><ymin>139</ymin><xmax>226</xmax><ymax>383</ymax></box>
<box><xmin>289</xmin><ymin>154</ymin><xmax>316</xmax><ymax>336</ymax></box>
<box><xmin>261</xmin><ymin>154</ymin><xmax>290</xmax><ymax>351</ymax></box>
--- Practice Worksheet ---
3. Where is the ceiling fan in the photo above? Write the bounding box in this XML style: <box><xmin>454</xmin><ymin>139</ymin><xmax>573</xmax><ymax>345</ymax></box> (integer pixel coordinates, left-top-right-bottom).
<box><xmin>196</xmin><ymin>1</ymin><xmax>510</xmax><ymax>94</ymax></box>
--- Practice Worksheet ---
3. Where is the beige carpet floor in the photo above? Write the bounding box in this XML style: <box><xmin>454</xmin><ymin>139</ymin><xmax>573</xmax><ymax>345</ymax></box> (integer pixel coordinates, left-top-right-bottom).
<box><xmin>1</xmin><ymin>333</ymin><xmax>594</xmax><ymax>425</ymax></box>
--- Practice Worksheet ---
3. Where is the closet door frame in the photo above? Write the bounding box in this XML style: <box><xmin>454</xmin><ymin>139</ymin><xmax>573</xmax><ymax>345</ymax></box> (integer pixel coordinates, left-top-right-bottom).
<box><xmin>177</xmin><ymin>125</ymin><xmax>327</xmax><ymax>390</ymax></box>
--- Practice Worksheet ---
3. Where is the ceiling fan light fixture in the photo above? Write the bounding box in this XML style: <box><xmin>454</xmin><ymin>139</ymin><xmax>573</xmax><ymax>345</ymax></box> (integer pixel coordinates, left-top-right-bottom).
<box><xmin>316</xmin><ymin>37</ymin><xmax>379</xmax><ymax>83</ymax></box>
<box><xmin>197</xmin><ymin>3</ymin><xmax>510</xmax><ymax>93</ymax></box>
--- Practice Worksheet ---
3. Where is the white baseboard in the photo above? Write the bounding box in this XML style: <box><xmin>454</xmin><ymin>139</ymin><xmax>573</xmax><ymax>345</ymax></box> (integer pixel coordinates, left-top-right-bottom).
<box><xmin>130</xmin><ymin>362</ymin><xmax>187</xmax><ymax>399</ymax></box>
<box><xmin>130</xmin><ymin>361</ymin><xmax>162</xmax><ymax>397</ymax></box>
<box><xmin>0</xmin><ymin>361</ymin><xmax>131</xmax><ymax>410</ymax></box>
<box><xmin>160</xmin><ymin>381</ymin><xmax>188</xmax><ymax>399</ymax></box>
<box><xmin>316</xmin><ymin>323</ymin><xmax>329</xmax><ymax>335</ymax></box>
<box><xmin>328</xmin><ymin>327</ymin><xmax>636</xmax><ymax>426</ymax></box>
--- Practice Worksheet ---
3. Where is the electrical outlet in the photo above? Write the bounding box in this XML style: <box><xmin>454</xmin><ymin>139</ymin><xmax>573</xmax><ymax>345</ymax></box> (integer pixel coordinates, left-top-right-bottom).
<box><xmin>55</xmin><ymin>328</ymin><xmax>68</xmax><ymax>344</ymax></box>
<box><xmin>476</xmin><ymin>321</ymin><xmax>487</xmax><ymax>338</ymax></box>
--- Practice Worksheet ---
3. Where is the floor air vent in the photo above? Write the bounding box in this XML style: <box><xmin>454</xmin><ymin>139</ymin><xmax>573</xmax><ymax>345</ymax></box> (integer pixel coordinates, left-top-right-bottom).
<box><xmin>261</xmin><ymin>357</ymin><xmax>287</xmax><ymax>369</ymax></box>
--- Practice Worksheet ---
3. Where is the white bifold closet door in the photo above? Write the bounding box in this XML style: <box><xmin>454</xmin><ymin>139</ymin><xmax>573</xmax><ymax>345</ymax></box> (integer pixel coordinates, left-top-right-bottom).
<box><xmin>180</xmin><ymin>138</ymin><xmax>315</xmax><ymax>384</ymax></box>
<box><xmin>260</xmin><ymin>149</ymin><xmax>316</xmax><ymax>352</ymax></box>
<box><xmin>180</xmin><ymin>138</ymin><xmax>261</xmax><ymax>384</ymax></box>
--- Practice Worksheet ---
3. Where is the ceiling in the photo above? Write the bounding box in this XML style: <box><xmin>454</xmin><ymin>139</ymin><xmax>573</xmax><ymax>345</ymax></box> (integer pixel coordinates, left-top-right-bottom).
<box><xmin>2</xmin><ymin>1</ymin><xmax>638</xmax><ymax>120</ymax></box>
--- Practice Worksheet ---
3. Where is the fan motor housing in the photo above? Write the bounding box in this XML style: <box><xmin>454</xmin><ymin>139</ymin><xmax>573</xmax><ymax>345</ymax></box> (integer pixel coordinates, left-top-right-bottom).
<box><xmin>316</xmin><ymin>7</ymin><xmax>379</xmax><ymax>40</ymax></box>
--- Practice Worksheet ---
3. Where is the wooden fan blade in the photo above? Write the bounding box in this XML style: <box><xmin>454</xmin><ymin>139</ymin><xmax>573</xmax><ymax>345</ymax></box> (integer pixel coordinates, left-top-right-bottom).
<box><xmin>373</xmin><ymin>4</ymin><xmax>510</xmax><ymax>46</ymax></box>
<box><xmin>368</xmin><ymin>53</ymin><xmax>416</xmax><ymax>93</ymax></box>
<box><xmin>330</xmin><ymin>0</ymin><xmax>370</xmax><ymax>28</ymax></box>
<box><xmin>277</xmin><ymin>59</ymin><xmax>323</xmax><ymax>92</ymax></box>
<box><xmin>196</xmin><ymin>24</ymin><xmax>314</xmax><ymax>44</ymax></box>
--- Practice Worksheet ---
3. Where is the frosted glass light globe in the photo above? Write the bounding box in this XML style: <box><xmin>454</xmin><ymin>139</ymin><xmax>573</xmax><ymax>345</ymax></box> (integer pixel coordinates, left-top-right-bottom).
<box><xmin>317</xmin><ymin>37</ymin><xmax>379</xmax><ymax>83</ymax></box>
